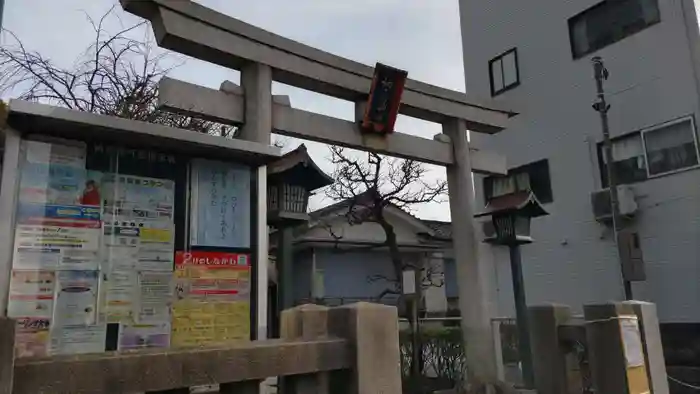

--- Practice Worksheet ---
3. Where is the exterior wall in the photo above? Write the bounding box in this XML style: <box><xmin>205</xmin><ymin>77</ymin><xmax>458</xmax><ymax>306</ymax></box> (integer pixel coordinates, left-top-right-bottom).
<box><xmin>303</xmin><ymin>209</ymin><xmax>426</xmax><ymax>245</ymax></box>
<box><xmin>314</xmin><ymin>249</ymin><xmax>401</xmax><ymax>304</ymax></box>
<box><xmin>292</xmin><ymin>248</ymin><xmax>453</xmax><ymax>313</ymax></box>
<box><xmin>443</xmin><ymin>258</ymin><xmax>459</xmax><ymax>300</ymax></box>
<box><xmin>292</xmin><ymin>250</ymin><xmax>313</xmax><ymax>303</ymax></box>
<box><xmin>461</xmin><ymin>0</ymin><xmax>700</xmax><ymax>321</ymax></box>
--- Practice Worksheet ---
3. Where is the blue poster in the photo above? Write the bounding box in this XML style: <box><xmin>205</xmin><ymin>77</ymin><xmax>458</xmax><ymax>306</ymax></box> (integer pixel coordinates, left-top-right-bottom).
<box><xmin>190</xmin><ymin>159</ymin><xmax>251</xmax><ymax>248</ymax></box>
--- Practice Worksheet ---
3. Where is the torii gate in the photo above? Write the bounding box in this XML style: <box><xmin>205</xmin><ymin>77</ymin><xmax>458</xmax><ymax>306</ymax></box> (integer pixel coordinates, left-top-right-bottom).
<box><xmin>121</xmin><ymin>0</ymin><xmax>517</xmax><ymax>385</ymax></box>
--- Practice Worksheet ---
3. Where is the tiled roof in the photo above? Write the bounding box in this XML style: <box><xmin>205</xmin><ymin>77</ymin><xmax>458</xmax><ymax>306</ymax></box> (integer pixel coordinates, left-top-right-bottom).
<box><xmin>421</xmin><ymin>220</ymin><xmax>452</xmax><ymax>240</ymax></box>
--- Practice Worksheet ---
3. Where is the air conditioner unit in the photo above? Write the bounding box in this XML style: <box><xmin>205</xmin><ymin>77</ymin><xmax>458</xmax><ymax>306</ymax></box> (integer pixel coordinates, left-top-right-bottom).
<box><xmin>591</xmin><ymin>185</ymin><xmax>638</xmax><ymax>223</ymax></box>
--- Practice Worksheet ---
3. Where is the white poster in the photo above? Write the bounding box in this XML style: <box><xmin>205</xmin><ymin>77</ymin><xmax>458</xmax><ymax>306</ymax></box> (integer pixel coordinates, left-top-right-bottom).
<box><xmin>49</xmin><ymin>323</ymin><xmax>107</xmax><ymax>355</ymax></box>
<box><xmin>102</xmin><ymin>174</ymin><xmax>174</xmax><ymax>221</ymax></box>
<box><xmin>13</xmin><ymin>203</ymin><xmax>101</xmax><ymax>271</ymax></box>
<box><xmin>190</xmin><ymin>159</ymin><xmax>251</xmax><ymax>248</ymax></box>
<box><xmin>620</xmin><ymin>316</ymin><xmax>645</xmax><ymax>367</ymax></box>
<box><xmin>7</xmin><ymin>270</ymin><xmax>56</xmax><ymax>318</ymax></box>
<box><xmin>118</xmin><ymin>322</ymin><xmax>170</xmax><ymax>350</ymax></box>
<box><xmin>137</xmin><ymin>271</ymin><xmax>173</xmax><ymax>323</ymax></box>
<box><xmin>53</xmin><ymin>270</ymin><xmax>99</xmax><ymax>327</ymax></box>
<box><xmin>25</xmin><ymin>140</ymin><xmax>86</xmax><ymax>168</ymax></box>
<box><xmin>103</xmin><ymin>270</ymin><xmax>137</xmax><ymax>323</ymax></box>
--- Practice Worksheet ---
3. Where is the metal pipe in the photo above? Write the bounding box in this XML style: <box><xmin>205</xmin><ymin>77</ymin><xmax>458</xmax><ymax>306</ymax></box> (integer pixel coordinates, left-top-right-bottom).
<box><xmin>509</xmin><ymin>245</ymin><xmax>534</xmax><ymax>388</ymax></box>
<box><xmin>592</xmin><ymin>56</ymin><xmax>633</xmax><ymax>300</ymax></box>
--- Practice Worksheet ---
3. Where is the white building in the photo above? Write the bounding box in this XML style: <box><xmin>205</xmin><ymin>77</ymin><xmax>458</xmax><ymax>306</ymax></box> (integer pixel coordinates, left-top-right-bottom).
<box><xmin>459</xmin><ymin>0</ymin><xmax>700</xmax><ymax>324</ymax></box>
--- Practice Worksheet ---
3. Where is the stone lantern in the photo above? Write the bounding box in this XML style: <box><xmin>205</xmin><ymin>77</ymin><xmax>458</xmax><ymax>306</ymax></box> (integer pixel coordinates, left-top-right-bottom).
<box><xmin>267</xmin><ymin>144</ymin><xmax>332</xmax><ymax>337</ymax></box>
<box><xmin>267</xmin><ymin>144</ymin><xmax>333</xmax><ymax>226</ymax></box>
<box><xmin>475</xmin><ymin>190</ymin><xmax>548</xmax><ymax>388</ymax></box>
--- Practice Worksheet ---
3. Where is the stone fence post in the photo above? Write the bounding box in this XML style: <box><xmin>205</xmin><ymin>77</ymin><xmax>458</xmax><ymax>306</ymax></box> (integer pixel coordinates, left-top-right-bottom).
<box><xmin>527</xmin><ymin>304</ymin><xmax>573</xmax><ymax>394</ymax></box>
<box><xmin>283</xmin><ymin>302</ymin><xmax>402</xmax><ymax>394</ymax></box>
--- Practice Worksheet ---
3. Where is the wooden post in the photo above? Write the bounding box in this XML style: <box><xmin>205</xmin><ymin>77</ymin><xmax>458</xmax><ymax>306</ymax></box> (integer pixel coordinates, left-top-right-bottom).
<box><xmin>0</xmin><ymin>317</ymin><xmax>15</xmax><ymax>394</ymax></box>
<box><xmin>528</xmin><ymin>304</ymin><xmax>572</xmax><ymax>394</ymax></box>
<box><xmin>328</xmin><ymin>302</ymin><xmax>402</xmax><ymax>394</ymax></box>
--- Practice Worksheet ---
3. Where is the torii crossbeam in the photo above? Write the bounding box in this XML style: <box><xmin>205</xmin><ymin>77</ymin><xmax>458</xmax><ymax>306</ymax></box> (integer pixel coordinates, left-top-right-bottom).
<box><xmin>121</xmin><ymin>0</ymin><xmax>516</xmax><ymax>385</ymax></box>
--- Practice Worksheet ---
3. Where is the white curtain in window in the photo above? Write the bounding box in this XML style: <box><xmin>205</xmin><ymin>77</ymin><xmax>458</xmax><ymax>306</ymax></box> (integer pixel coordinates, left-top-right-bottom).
<box><xmin>602</xmin><ymin>134</ymin><xmax>644</xmax><ymax>163</ymax></box>
<box><xmin>492</xmin><ymin>176</ymin><xmax>515</xmax><ymax>197</ymax></box>
<box><xmin>502</xmin><ymin>52</ymin><xmax>518</xmax><ymax>87</ymax></box>
<box><xmin>515</xmin><ymin>172</ymin><xmax>531</xmax><ymax>191</ymax></box>
<box><xmin>491</xmin><ymin>59</ymin><xmax>504</xmax><ymax>92</ymax></box>
<box><xmin>644</xmin><ymin>120</ymin><xmax>695</xmax><ymax>151</ymax></box>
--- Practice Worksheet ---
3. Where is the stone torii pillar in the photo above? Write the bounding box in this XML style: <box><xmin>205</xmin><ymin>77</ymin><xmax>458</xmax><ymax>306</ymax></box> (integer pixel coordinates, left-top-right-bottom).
<box><xmin>121</xmin><ymin>0</ymin><xmax>516</xmax><ymax>386</ymax></box>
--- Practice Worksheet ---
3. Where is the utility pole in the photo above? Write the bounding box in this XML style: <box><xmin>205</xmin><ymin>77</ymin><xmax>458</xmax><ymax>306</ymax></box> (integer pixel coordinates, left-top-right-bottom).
<box><xmin>591</xmin><ymin>56</ymin><xmax>633</xmax><ymax>300</ymax></box>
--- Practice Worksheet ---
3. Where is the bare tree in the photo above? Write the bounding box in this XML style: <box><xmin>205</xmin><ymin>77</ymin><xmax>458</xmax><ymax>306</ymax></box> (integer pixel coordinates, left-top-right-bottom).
<box><xmin>325</xmin><ymin>146</ymin><xmax>447</xmax><ymax>300</ymax></box>
<box><xmin>0</xmin><ymin>6</ymin><xmax>231</xmax><ymax>136</ymax></box>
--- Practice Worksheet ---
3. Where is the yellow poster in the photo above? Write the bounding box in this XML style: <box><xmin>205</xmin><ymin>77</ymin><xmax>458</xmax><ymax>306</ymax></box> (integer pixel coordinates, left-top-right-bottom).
<box><xmin>172</xmin><ymin>251</ymin><xmax>251</xmax><ymax>347</ymax></box>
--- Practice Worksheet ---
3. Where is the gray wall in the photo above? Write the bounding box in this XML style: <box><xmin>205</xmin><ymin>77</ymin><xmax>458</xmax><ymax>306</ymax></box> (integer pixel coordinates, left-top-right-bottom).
<box><xmin>292</xmin><ymin>248</ymin><xmax>456</xmax><ymax>308</ymax></box>
<box><xmin>460</xmin><ymin>0</ymin><xmax>700</xmax><ymax>322</ymax></box>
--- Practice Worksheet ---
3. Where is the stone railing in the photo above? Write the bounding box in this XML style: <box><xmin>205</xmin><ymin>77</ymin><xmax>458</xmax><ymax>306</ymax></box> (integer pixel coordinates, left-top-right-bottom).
<box><xmin>0</xmin><ymin>303</ymin><xmax>401</xmax><ymax>394</ymax></box>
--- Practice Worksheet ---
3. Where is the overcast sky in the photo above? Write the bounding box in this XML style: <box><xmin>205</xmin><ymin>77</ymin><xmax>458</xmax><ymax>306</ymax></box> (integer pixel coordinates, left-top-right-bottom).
<box><xmin>2</xmin><ymin>0</ymin><xmax>469</xmax><ymax>220</ymax></box>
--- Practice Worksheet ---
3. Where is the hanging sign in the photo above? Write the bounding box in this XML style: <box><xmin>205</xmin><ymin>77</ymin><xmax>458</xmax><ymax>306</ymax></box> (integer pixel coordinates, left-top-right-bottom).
<box><xmin>361</xmin><ymin>63</ymin><xmax>408</xmax><ymax>135</ymax></box>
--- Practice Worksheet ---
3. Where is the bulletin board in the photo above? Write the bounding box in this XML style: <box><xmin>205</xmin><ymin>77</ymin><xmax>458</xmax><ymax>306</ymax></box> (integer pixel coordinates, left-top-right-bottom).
<box><xmin>7</xmin><ymin>137</ymin><xmax>256</xmax><ymax>358</ymax></box>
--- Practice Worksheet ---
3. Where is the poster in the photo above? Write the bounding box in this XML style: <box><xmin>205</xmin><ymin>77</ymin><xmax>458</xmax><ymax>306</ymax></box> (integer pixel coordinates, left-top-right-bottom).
<box><xmin>137</xmin><ymin>271</ymin><xmax>173</xmax><ymax>323</ymax></box>
<box><xmin>102</xmin><ymin>174</ymin><xmax>174</xmax><ymax>221</ymax></box>
<box><xmin>118</xmin><ymin>322</ymin><xmax>170</xmax><ymax>350</ymax></box>
<box><xmin>20</xmin><ymin>162</ymin><xmax>86</xmax><ymax>205</ymax></box>
<box><xmin>190</xmin><ymin>159</ymin><xmax>251</xmax><ymax>248</ymax></box>
<box><xmin>174</xmin><ymin>251</ymin><xmax>250</xmax><ymax>302</ymax></box>
<box><xmin>15</xmin><ymin>317</ymin><xmax>51</xmax><ymax>358</ymax></box>
<box><xmin>49</xmin><ymin>323</ymin><xmax>107</xmax><ymax>355</ymax></box>
<box><xmin>172</xmin><ymin>251</ymin><xmax>251</xmax><ymax>347</ymax></box>
<box><xmin>102</xmin><ymin>220</ymin><xmax>173</xmax><ymax>272</ymax></box>
<box><xmin>25</xmin><ymin>140</ymin><xmax>86</xmax><ymax>168</ymax></box>
<box><xmin>13</xmin><ymin>203</ymin><xmax>101</xmax><ymax>270</ymax></box>
<box><xmin>8</xmin><ymin>270</ymin><xmax>55</xmax><ymax>318</ymax></box>
<box><xmin>171</xmin><ymin>301</ymin><xmax>250</xmax><ymax>347</ymax></box>
<box><xmin>53</xmin><ymin>270</ymin><xmax>99</xmax><ymax>327</ymax></box>
<box><xmin>102</xmin><ymin>270</ymin><xmax>137</xmax><ymax>323</ymax></box>
<box><xmin>620</xmin><ymin>316</ymin><xmax>645</xmax><ymax>367</ymax></box>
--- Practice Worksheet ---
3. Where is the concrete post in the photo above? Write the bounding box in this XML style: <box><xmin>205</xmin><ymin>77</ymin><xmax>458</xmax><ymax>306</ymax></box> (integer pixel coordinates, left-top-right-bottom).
<box><xmin>528</xmin><ymin>304</ymin><xmax>572</xmax><ymax>394</ymax></box>
<box><xmin>328</xmin><ymin>302</ymin><xmax>402</xmax><ymax>394</ymax></box>
<box><xmin>240</xmin><ymin>63</ymin><xmax>272</xmax><ymax>343</ymax></box>
<box><xmin>240</xmin><ymin>62</ymin><xmax>272</xmax><ymax>144</ymax></box>
<box><xmin>584</xmin><ymin>302</ymin><xmax>650</xmax><ymax>394</ymax></box>
<box><xmin>281</xmin><ymin>304</ymin><xmax>331</xmax><ymax>394</ymax></box>
<box><xmin>622</xmin><ymin>301</ymin><xmax>669</xmax><ymax>394</ymax></box>
<box><xmin>443</xmin><ymin>118</ymin><xmax>498</xmax><ymax>384</ymax></box>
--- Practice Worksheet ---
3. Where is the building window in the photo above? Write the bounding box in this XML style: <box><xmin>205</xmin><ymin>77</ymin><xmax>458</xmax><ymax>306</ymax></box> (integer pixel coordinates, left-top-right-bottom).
<box><xmin>489</xmin><ymin>48</ymin><xmax>520</xmax><ymax>96</ymax></box>
<box><xmin>598</xmin><ymin>117</ymin><xmax>700</xmax><ymax>187</ymax></box>
<box><xmin>569</xmin><ymin>0</ymin><xmax>660</xmax><ymax>59</ymax></box>
<box><xmin>598</xmin><ymin>133</ymin><xmax>648</xmax><ymax>187</ymax></box>
<box><xmin>643</xmin><ymin>117</ymin><xmax>700</xmax><ymax>175</ymax></box>
<box><xmin>483</xmin><ymin>159</ymin><xmax>553</xmax><ymax>203</ymax></box>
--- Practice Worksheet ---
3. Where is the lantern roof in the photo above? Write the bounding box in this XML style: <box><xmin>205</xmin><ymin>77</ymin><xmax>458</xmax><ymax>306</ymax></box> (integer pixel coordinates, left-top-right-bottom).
<box><xmin>474</xmin><ymin>190</ymin><xmax>548</xmax><ymax>219</ymax></box>
<box><xmin>267</xmin><ymin>144</ymin><xmax>333</xmax><ymax>191</ymax></box>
